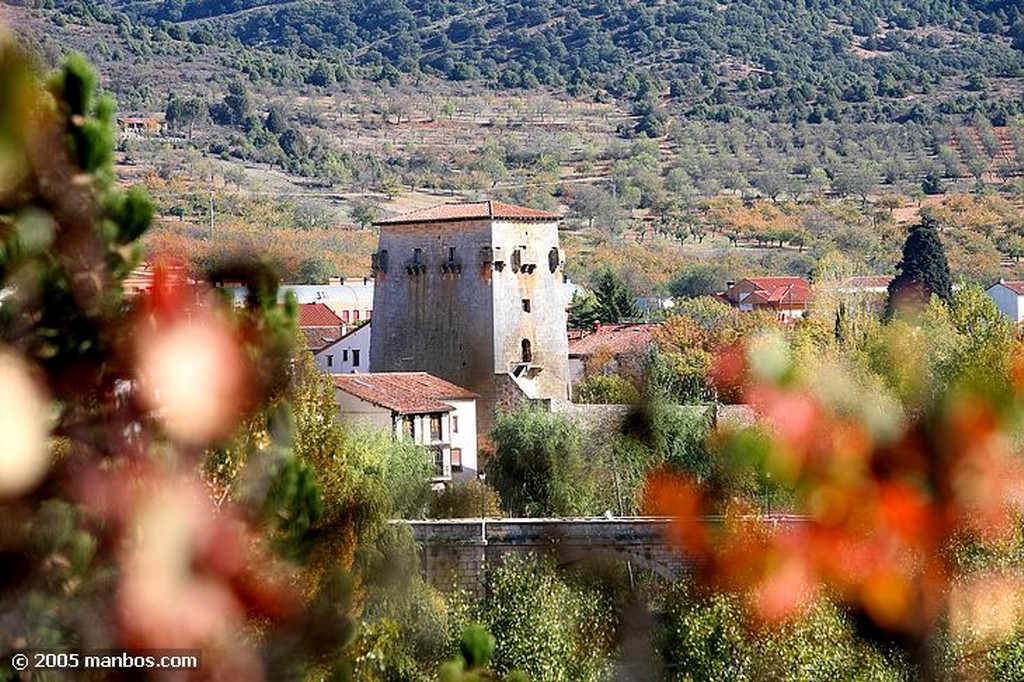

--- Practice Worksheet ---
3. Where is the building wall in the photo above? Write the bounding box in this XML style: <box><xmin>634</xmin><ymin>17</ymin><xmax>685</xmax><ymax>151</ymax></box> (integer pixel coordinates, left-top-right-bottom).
<box><xmin>987</xmin><ymin>284</ymin><xmax>1024</xmax><ymax>322</ymax></box>
<box><xmin>445</xmin><ymin>398</ymin><xmax>479</xmax><ymax>482</ymax></box>
<box><xmin>316</xmin><ymin>323</ymin><xmax>371</xmax><ymax>374</ymax></box>
<box><xmin>333</xmin><ymin>391</ymin><xmax>393</xmax><ymax>432</ymax></box>
<box><xmin>489</xmin><ymin>219</ymin><xmax>571</xmax><ymax>404</ymax></box>
<box><xmin>370</xmin><ymin>219</ymin><xmax>496</xmax><ymax>404</ymax></box>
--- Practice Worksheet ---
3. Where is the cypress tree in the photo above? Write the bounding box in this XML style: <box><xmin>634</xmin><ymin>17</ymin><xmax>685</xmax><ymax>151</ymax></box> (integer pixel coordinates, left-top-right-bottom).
<box><xmin>886</xmin><ymin>214</ymin><xmax>952</xmax><ymax>316</ymax></box>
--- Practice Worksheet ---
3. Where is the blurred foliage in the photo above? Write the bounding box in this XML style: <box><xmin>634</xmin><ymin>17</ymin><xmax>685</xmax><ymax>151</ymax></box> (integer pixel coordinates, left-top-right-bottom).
<box><xmin>484</xmin><ymin>555</ymin><xmax>616</xmax><ymax>682</ymax></box>
<box><xmin>428</xmin><ymin>479</ymin><xmax>504</xmax><ymax>519</ymax></box>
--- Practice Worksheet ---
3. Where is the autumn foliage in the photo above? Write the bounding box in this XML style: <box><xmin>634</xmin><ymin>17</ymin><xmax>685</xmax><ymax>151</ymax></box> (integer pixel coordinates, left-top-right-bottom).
<box><xmin>645</xmin><ymin>322</ymin><xmax>1024</xmax><ymax>675</ymax></box>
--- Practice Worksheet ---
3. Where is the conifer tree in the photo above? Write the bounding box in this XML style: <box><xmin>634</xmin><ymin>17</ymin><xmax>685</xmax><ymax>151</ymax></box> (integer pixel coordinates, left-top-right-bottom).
<box><xmin>886</xmin><ymin>213</ymin><xmax>952</xmax><ymax>316</ymax></box>
<box><xmin>594</xmin><ymin>269</ymin><xmax>638</xmax><ymax>323</ymax></box>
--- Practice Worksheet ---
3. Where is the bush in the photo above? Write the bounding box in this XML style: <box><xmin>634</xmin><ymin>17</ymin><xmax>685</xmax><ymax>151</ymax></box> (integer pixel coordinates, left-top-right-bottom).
<box><xmin>485</xmin><ymin>555</ymin><xmax>616</xmax><ymax>681</ymax></box>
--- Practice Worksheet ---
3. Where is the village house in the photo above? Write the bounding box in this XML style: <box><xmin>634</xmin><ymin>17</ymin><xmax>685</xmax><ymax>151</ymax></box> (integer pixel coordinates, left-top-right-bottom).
<box><xmin>331</xmin><ymin>372</ymin><xmax>478</xmax><ymax>485</ymax></box>
<box><xmin>116</xmin><ymin>115</ymin><xmax>161</xmax><ymax>139</ymax></box>
<box><xmin>986</xmin><ymin>280</ymin><xmax>1024</xmax><ymax>322</ymax></box>
<box><xmin>721</xmin><ymin>277</ymin><xmax>812</xmax><ymax>319</ymax></box>
<box><xmin>315</xmin><ymin>321</ymin><xmax>371</xmax><ymax>374</ymax></box>
<box><xmin>567</xmin><ymin>322</ymin><xmax>659</xmax><ymax>386</ymax></box>
<box><xmin>298</xmin><ymin>302</ymin><xmax>344</xmax><ymax>352</ymax></box>
<box><xmin>370</xmin><ymin>201</ymin><xmax>572</xmax><ymax>444</ymax></box>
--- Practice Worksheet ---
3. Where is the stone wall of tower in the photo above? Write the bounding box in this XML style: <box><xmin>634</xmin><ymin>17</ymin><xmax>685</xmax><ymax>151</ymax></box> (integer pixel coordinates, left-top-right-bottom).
<box><xmin>488</xmin><ymin>219</ymin><xmax>571</xmax><ymax>403</ymax></box>
<box><xmin>369</xmin><ymin>219</ymin><xmax>496</xmax><ymax>405</ymax></box>
<box><xmin>369</xmin><ymin>215</ymin><xmax>572</xmax><ymax>450</ymax></box>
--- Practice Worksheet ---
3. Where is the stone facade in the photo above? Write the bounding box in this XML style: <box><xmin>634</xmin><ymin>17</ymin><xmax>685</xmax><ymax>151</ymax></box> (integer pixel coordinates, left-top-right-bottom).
<box><xmin>370</xmin><ymin>203</ymin><xmax>572</xmax><ymax>446</ymax></box>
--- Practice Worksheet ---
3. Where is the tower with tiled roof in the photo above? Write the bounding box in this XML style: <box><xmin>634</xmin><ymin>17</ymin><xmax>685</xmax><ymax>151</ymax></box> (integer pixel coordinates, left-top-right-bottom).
<box><xmin>369</xmin><ymin>201</ymin><xmax>571</xmax><ymax>443</ymax></box>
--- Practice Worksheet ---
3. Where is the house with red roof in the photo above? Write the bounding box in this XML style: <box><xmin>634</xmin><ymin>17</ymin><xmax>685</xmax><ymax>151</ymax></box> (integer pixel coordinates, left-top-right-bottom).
<box><xmin>986</xmin><ymin>280</ymin><xmax>1024</xmax><ymax>322</ymax></box>
<box><xmin>567</xmin><ymin>322</ymin><xmax>659</xmax><ymax>386</ymax></box>
<box><xmin>298</xmin><ymin>302</ymin><xmax>344</xmax><ymax>352</ymax></box>
<box><xmin>721</xmin><ymin>277</ymin><xmax>812</xmax><ymax>319</ymax></box>
<box><xmin>331</xmin><ymin>372</ymin><xmax>479</xmax><ymax>484</ymax></box>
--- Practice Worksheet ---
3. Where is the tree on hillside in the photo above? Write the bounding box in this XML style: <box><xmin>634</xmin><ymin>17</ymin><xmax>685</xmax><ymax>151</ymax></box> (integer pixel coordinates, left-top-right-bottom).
<box><xmin>886</xmin><ymin>213</ymin><xmax>952</xmax><ymax>316</ymax></box>
<box><xmin>165</xmin><ymin>95</ymin><xmax>208</xmax><ymax>139</ymax></box>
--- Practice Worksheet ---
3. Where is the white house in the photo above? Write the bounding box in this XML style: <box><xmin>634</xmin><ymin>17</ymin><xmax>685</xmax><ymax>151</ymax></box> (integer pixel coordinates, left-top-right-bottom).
<box><xmin>331</xmin><ymin>372</ymin><xmax>479</xmax><ymax>485</ymax></box>
<box><xmin>986</xmin><ymin>280</ymin><xmax>1024</xmax><ymax>322</ymax></box>
<box><xmin>315</xmin><ymin>322</ymin><xmax>371</xmax><ymax>374</ymax></box>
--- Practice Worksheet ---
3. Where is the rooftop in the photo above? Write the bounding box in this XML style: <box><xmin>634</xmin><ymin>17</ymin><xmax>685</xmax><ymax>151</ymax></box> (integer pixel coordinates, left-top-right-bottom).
<box><xmin>992</xmin><ymin>280</ymin><xmax>1024</xmax><ymax>295</ymax></box>
<box><xmin>375</xmin><ymin>200</ymin><xmax>560</xmax><ymax>225</ymax></box>
<box><xmin>298</xmin><ymin>302</ymin><xmax>342</xmax><ymax>328</ymax></box>
<box><xmin>331</xmin><ymin>372</ymin><xmax>478</xmax><ymax>415</ymax></box>
<box><xmin>568</xmin><ymin>323</ymin><xmax>659</xmax><ymax>357</ymax></box>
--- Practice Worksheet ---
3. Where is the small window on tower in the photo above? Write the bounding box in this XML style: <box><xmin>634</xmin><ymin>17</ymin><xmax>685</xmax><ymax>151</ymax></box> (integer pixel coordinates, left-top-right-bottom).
<box><xmin>521</xmin><ymin>339</ymin><xmax>532</xmax><ymax>363</ymax></box>
<box><xmin>413</xmin><ymin>248</ymin><xmax>422</xmax><ymax>264</ymax></box>
<box><xmin>352</xmin><ymin>349</ymin><xmax>361</xmax><ymax>367</ymax></box>
<box><xmin>522</xmin><ymin>299</ymin><xmax>531</xmax><ymax>313</ymax></box>
<box><xmin>326</xmin><ymin>355</ymin><xmax>333</xmax><ymax>368</ymax></box>
<box><xmin>448</xmin><ymin>246</ymin><xmax>456</xmax><ymax>262</ymax></box>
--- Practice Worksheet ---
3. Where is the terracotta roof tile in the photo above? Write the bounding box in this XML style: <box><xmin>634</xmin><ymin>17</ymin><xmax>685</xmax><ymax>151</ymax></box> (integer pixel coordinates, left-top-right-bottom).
<box><xmin>298</xmin><ymin>302</ymin><xmax>342</xmax><ymax>327</ymax></box>
<box><xmin>568</xmin><ymin>323</ymin><xmax>659</xmax><ymax>357</ymax></box>
<box><xmin>375</xmin><ymin>200</ymin><xmax>560</xmax><ymax>225</ymax></box>
<box><xmin>995</xmin><ymin>281</ymin><xmax>1024</xmax><ymax>295</ymax></box>
<box><xmin>331</xmin><ymin>372</ymin><xmax>478</xmax><ymax>415</ymax></box>
<box><xmin>302</xmin><ymin>328</ymin><xmax>341</xmax><ymax>351</ymax></box>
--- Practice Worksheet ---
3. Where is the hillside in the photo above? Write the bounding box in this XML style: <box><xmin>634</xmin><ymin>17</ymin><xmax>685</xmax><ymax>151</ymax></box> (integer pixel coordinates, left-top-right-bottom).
<box><xmin>6</xmin><ymin>1</ymin><xmax>1024</xmax><ymax>293</ymax></box>
<box><xmin>23</xmin><ymin>0</ymin><xmax>1024</xmax><ymax>125</ymax></box>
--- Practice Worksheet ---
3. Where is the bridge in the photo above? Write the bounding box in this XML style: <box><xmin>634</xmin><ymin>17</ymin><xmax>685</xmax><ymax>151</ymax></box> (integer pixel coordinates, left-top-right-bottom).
<box><xmin>400</xmin><ymin>517</ymin><xmax>692</xmax><ymax>597</ymax></box>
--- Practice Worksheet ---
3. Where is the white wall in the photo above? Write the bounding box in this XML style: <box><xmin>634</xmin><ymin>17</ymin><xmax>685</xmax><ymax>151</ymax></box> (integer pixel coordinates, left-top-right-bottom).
<box><xmin>445</xmin><ymin>398</ymin><xmax>478</xmax><ymax>482</ymax></box>
<box><xmin>316</xmin><ymin>323</ymin><xmax>372</xmax><ymax>374</ymax></box>
<box><xmin>987</xmin><ymin>284</ymin><xmax>1024</xmax><ymax>322</ymax></box>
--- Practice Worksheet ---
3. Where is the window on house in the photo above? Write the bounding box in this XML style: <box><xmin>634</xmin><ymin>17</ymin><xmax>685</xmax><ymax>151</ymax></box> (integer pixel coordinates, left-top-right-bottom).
<box><xmin>352</xmin><ymin>349</ymin><xmax>360</xmax><ymax>367</ymax></box>
<box><xmin>522</xmin><ymin>299</ymin><xmax>531</xmax><ymax>313</ymax></box>
<box><xmin>521</xmin><ymin>339</ymin><xmax>532</xmax><ymax>363</ymax></box>
<box><xmin>342</xmin><ymin>310</ymin><xmax>350</xmax><ymax>323</ymax></box>
<box><xmin>403</xmin><ymin>416</ymin><xmax>415</xmax><ymax>441</ymax></box>
<box><xmin>326</xmin><ymin>355</ymin><xmax>333</xmax><ymax>368</ymax></box>
<box><xmin>413</xmin><ymin>247</ymin><xmax>422</xmax><ymax>264</ymax></box>
<box><xmin>451</xmin><ymin>448</ymin><xmax>462</xmax><ymax>472</ymax></box>
<box><xmin>430</xmin><ymin>413</ymin><xmax>442</xmax><ymax>441</ymax></box>
<box><xmin>342</xmin><ymin>349</ymin><xmax>349</xmax><ymax>362</ymax></box>
<box><xmin>432</xmin><ymin>446</ymin><xmax>445</xmax><ymax>477</ymax></box>
<box><xmin>353</xmin><ymin>310</ymin><xmax>360</xmax><ymax>321</ymax></box>
<box><xmin>452</xmin><ymin>415</ymin><xmax>459</xmax><ymax>434</ymax></box>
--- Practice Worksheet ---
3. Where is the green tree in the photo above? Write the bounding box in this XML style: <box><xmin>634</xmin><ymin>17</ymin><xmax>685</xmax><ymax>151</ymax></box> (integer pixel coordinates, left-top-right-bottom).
<box><xmin>593</xmin><ymin>269</ymin><xmax>638</xmax><ymax>323</ymax></box>
<box><xmin>886</xmin><ymin>214</ymin><xmax>953</xmax><ymax>315</ymax></box>
<box><xmin>487</xmin><ymin>407</ymin><xmax>594</xmax><ymax>517</ymax></box>
<box><xmin>567</xmin><ymin>289</ymin><xmax>601</xmax><ymax>331</ymax></box>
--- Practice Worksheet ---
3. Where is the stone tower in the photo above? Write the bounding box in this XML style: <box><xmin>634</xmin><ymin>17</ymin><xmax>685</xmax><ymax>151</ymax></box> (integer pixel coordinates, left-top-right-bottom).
<box><xmin>369</xmin><ymin>201</ymin><xmax>571</xmax><ymax>443</ymax></box>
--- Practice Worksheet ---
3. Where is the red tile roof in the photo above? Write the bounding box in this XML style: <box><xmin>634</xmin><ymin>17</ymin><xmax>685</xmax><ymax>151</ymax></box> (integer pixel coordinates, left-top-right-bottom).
<box><xmin>995</xmin><ymin>281</ymin><xmax>1024</xmax><ymax>295</ymax></box>
<box><xmin>375</xmin><ymin>200</ymin><xmax>560</xmax><ymax>225</ymax></box>
<box><xmin>568</xmin><ymin>323</ymin><xmax>659</xmax><ymax>357</ymax></box>
<box><xmin>331</xmin><ymin>372</ymin><xmax>478</xmax><ymax>415</ymax></box>
<box><xmin>302</xmin><ymin>328</ymin><xmax>341</xmax><ymax>351</ymax></box>
<box><xmin>727</xmin><ymin>277</ymin><xmax>812</xmax><ymax>306</ymax></box>
<box><xmin>298</xmin><ymin>302</ymin><xmax>342</xmax><ymax>327</ymax></box>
